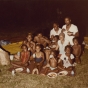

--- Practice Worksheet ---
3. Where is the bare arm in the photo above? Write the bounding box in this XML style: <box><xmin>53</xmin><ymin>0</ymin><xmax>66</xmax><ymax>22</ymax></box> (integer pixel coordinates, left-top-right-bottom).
<box><xmin>78</xmin><ymin>45</ymin><xmax>81</xmax><ymax>57</ymax></box>
<box><xmin>34</xmin><ymin>36</ymin><xmax>37</xmax><ymax>43</ymax></box>
<box><xmin>55</xmin><ymin>44</ymin><xmax>59</xmax><ymax>50</ymax></box>
<box><xmin>44</xmin><ymin>38</ymin><xmax>50</xmax><ymax>44</ymax></box>
<box><xmin>75</xmin><ymin>32</ymin><xmax>79</xmax><ymax>37</ymax></box>
<box><xmin>41</xmin><ymin>52</ymin><xmax>45</xmax><ymax>63</ymax></box>
<box><xmin>68</xmin><ymin>32</ymin><xmax>79</xmax><ymax>37</ymax></box>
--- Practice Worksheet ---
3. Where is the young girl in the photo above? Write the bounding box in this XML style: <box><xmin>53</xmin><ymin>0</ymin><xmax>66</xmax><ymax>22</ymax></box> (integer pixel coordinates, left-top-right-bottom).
<box><xmin>11</xmin><ymin>44</ymin><xmax>30</xmax><ymax>68</ymax></box>
<box><xmin>59</xmin><ymin>45</ymin><xmax>74</xmax><ymax>74</ymax></box>
<box><xmin>23</xmin><ymin>33</ymin><xmax>35</xmax><ymax>54</ymax></box>
<box><xmin>31</xmin><ymin>44</ymin><xmax>45</xmax><ymax>73</ymax></box>
<box><xmin>72</xmin><ymin>37</ymin><xmax>81</xmax><ymax>64</ymax></box>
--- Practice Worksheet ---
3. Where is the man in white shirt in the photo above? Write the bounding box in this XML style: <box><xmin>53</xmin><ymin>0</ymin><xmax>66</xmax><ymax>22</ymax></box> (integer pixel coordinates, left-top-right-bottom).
<box><xmin>62</xmin><ymin>17</ymin><xmax>79</xmax><ymax>45</ymax></box>
<box><xmin>50</xmin><ymin>22</ymin><xmax>62</xmax><ymax>39</ymax></box>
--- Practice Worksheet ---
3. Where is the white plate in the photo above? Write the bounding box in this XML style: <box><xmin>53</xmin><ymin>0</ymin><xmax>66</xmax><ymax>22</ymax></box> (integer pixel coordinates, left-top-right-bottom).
<box><xmin>47</xmin><ymin>72</ymin><xmax>57</xmax><ymax>78</ymax></box>
<box><xmin>58</xmin><ymin>71</ymin><xmax>68</xmax><ymax>76</ymax></box>
<box><xmin>15</xmin><ymin>68</ymin><xmax>23</xmax><ymax>72</ymax></box>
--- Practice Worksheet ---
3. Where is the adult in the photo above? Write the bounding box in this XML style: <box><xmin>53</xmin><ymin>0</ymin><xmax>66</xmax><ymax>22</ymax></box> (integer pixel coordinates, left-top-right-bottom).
<box><xmin>56</xmin><ymin>33</ymin><xmax>69</xmax><ymax>55</ymax></box>
<box><xmin>50</xmin><ymin>22</ymin><xmax>62</xmax><ymax>40</ymax></box>
<box><xmin>34</xmin><ymin>33</ymin><xmax>50</xmax><ymax>47</ymax></box>
<box><xmin>62</xmin><ymin>17</ymin><xmax>79</xmax><ymax>45</ymax></box>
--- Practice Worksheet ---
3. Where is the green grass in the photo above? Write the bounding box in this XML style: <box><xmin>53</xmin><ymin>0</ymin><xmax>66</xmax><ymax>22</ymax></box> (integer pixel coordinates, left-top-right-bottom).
<box><xmin>0</xmin><ymin>49</ymin><xmax>88</xmax><ymax>88</ymax></box>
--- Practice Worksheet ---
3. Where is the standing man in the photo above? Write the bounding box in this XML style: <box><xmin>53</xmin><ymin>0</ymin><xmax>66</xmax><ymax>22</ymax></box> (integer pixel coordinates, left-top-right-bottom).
<box><xmin>62</xmin><ymin>17</ymin><xmax>79</xmax><ymax>45</ymax></box>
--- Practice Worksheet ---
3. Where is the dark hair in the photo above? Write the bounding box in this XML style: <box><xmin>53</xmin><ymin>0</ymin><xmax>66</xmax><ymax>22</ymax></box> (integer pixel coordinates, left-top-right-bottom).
<box><xmin>21</xmin><ymin>44</ymin><xmax>28</xmax><ymax>50</ymax></box>
<box><xmin>50</xmin><ymin>50</ymin><xmax>59</xmax><ymax>58</ymax></box>
<box><xmin>53</xmin><ymin>22</ymin><xmax>59</xmax><ymax>26</ymax></box>
<box><xmin>54</xmin><ymin>35</ymin><xmax>59</xmax><ymax>40</ymax></box>
<box><xmin>36</xmin><ymin>43</ymin><xmax>41</xmax><ymax>48</ymax></box>
<box><xmin>37</xmin><ymin>33</ymin><xmax>42</xmax><ymax>36</ymax></box>
<box><xmin>65</xmin><ymin>45</ymin><xmax>72</xmax><ymax>52</ymax></box>
<box><xmin>27</xmin><ymin>33</ymin><xmax>33</xmax><ymax>38</ymax></box>
<box><xmin>73</xmin><ymin>37</ymin><xmax>79</xmax><ymax>42</ymax></box>
<box><xmin>65</xmin><ymin>16</ymin><xmax>71</xmax><ymax>20</ymax></box>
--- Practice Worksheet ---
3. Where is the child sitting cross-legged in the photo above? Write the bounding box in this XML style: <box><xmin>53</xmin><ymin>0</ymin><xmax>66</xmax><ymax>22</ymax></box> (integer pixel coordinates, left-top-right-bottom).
<box><xmin>11</xmin><ymin>44</ymin><xmax>30</xmax><ymax>68</ymax></box>
<box><xmin>31</xmin><ymin>44</ymin><xmax>45</xmax><ymax>74</ymax></box>
<box><xmin>58</xmin><ymin>45</ymin><xmax>75</xmax><ymax>75</ymax></box>
<box><xmin>40</xmin><ymin>50</ymin><xmax>59</xmax><ymax>75</ymax></box>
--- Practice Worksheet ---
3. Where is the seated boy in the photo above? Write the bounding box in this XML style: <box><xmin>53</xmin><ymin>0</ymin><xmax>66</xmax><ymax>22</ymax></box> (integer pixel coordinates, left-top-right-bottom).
<box><xmin>41</xmin><ymin>50</ymin><xmax>59</xmax><ymax>75</ymax></box>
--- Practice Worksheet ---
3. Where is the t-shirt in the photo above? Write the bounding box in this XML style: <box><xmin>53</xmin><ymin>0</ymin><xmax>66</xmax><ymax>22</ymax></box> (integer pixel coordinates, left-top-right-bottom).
<box><xmin>62</xmin><ymin>24</ymin><xmax>78</xmax><ymax>45</ymax></box>
<box><xmin>50</xmin><ymin>28</ymin><xmax>62</xmax><ymax>38</ymax></box>
<box><xmin>58</xmin><ymin>39</ymin><xmax>69</xmax><ymax>54</ymax></box>
<box><xmin>60</xmin><ymin>53</ymin><xmax>74</xmax><ymax>68</ymax></box>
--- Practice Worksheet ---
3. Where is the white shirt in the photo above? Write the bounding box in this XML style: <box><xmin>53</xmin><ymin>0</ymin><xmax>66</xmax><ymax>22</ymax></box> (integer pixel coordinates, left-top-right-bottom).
<box><xmin>60</xmin><ymin>53</ymin><xmax>74</xmax><ymax>68</ymax></box>
<box><xmin>50</xmin><ymin>28</ymin><xmax>62</xmax><ymax>38</ymax></box>
<box><xmin>62</xmin><ymin>24</ymin><xmax>78</xmax><ymax>45</ymax></box>
<box><xmin>58</xmin><ymin>39</ymin><xmax>69</xmax><ymax>54</ymax></box>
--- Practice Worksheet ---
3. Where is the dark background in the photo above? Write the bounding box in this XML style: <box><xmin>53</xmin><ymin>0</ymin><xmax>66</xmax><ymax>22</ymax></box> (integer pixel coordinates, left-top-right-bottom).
<box><xmin>0</xmin><ymin>0</ymin><xmax>88</xmax><ymax>38</ymax></box>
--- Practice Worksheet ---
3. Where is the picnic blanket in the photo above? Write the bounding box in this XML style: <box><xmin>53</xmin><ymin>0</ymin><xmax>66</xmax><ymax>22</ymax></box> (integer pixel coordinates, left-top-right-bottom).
<box><xmin>1</xmin><ymin>37</ymin><xmax>88</xmax><ymax>55</ymax></box>
<box><xmin>2</xmin><ymin>41</ymin><xmax>22</xmax><ymax>54</ymax></box>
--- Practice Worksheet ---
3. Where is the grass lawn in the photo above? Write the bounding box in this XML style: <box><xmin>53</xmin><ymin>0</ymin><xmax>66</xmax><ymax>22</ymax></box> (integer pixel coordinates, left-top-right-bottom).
<box><xmin>0</xmin><ymin>27</ymin><xmax>88</xmax><ymax>88</ymax></box>
<box><xmin>0</xmin><ymin>49</ymin><xmax>88</xmax><ymax>88</ymax></box>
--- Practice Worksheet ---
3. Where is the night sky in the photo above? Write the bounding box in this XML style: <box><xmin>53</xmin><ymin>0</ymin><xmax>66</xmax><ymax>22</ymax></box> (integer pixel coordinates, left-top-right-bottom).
<box><xmin>0</xmin><ymin>0</ymin><xmax>88</xmax><ymax>36</ymax></box>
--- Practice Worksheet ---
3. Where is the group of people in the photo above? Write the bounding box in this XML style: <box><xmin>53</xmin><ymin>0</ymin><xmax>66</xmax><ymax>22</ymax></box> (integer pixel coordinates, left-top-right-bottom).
<box><xmin>0</xmin><ymin>17</ymin><xmax>82</xmax><ymax>76</ymax></box>
<box><xmin>10</xmin><ymin>17</ymin><xmax>82</xmax><ymax>76</ymax></box>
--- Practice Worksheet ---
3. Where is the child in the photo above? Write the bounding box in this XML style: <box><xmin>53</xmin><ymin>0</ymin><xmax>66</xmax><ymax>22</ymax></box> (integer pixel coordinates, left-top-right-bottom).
<box><xmin>44</xmin><ymin>35</ymin><xmax>59</xmax><ymax>67</ymax></box>
<box><xmin>50</xmin><ymin>35</ymin><xmax>59</xmax><ymax>50</ymax></box>
<box><xmin>72</xmin><ymin>37</ymin><xmax>81</xmax><ymax>64</ymax></box>
<box><xmin>58</xmin><ymin>45</ymin><xmax>74</xmax><ymax>74</ymax></box>
<box><xmin>41</xmin><ymin>50</ymin><xmax>59</xmax><ymax>75</ymax></box>
<box><xmin>31</xmin><ymin>44</ymin><xmax>45</xmax><ymax>73</ymax></box>
<box><xmin>23</xmin><ymin>33</ymin><xmax>35</xmax><ymax>54</ymax></box>
<box><xmin>11</xmin><ymin>44</ymin><xmax>30</xmax><ymax>68</ymax></box>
